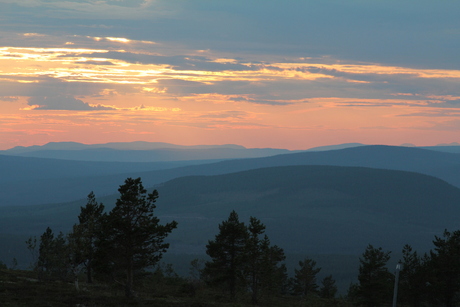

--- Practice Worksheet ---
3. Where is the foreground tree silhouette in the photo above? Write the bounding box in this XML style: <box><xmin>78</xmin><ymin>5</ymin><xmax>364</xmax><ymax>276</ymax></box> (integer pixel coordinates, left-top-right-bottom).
<box><xmin>68</xmin><ymin>191</ymin><xmax>105</xmax><ymax>284</ymax></box>
<box><xmin>428</xmin><ymin>229</ymin><xmax>460</xmax><ymax>307</ymax></box>
<box><xmin>399</xmin><ymin>244</ymin><xmax>429</xmax><ymax>307</ymax></box>
<box><xmin>97</xmin><ymin>177</ymin><xmax>177</xmax><ymax>298</ymax></box>
<box><xmin>245</xmin><ymin>217</ymin><xmax>286</xmax><ymax>305</ymax></box>
<box><xmin>204</xmin><ymin>210</ymin><xmax>248</xmax><ymax>301</ymax></box>
<box><xmin>357</xmin><ymin>244</ymin><xmax>393</xmax><ymax>307</ymax></box>
<box><xmin>37</xmin><ymin>227</ymin><xmax>70</xmax><ymax>281</ymax></box>
<box><xmin>292</xmin><ymin>257</ymin><xmax>321</xmax><ymax>297</ymax></box>
<box><xmin>204</xmin><ymin>211</ymin><xmax>286</xmax><ymax>304</ymax></box>
<box><xmin>319</xmin><ymin>274</ymin><xmax>338</xmax><ymax>299</ymax></box>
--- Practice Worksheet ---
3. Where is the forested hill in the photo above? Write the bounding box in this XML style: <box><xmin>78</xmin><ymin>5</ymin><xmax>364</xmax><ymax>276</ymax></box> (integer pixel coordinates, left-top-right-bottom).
<box><xmin>187</xmin><ymin>145</ymin><xmax>460</xmax><ymax>188</ymax></box>
<box><xmin>0</xmin><ymin>154</ymin><xmax>206</xmax><ymax>182</ymax></box>
<box><xmin>2</xmin><ymin>145</ymin><xmax>460</xmax><ymax>207</ymax></box>
<box><xmin>156</xmin><ymin>165</ymin><xmax>460</xmax><ymax>254</ymax></box>
<box><xmin>2</xmin><ymin>165</ymin><xmax>460</xmax><ymax>259</ymax></box>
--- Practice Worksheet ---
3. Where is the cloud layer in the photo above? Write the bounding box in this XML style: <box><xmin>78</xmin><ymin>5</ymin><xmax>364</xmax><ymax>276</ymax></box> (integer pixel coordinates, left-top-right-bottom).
<box><xmin>27</xmin><ymin>96</ymin><xmax>115</xmax><ymax>110</ymax></box>
<box><xmin>1</xmin><ymin>1</ymin><xmax>460</xmax><ymax>149</ymax></box>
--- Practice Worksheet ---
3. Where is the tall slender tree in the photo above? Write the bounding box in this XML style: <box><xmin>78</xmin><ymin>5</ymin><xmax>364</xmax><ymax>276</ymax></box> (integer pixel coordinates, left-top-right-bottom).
<box><xmin>427</xmin><ymin>229</ymin><xmax>460</xmax><ymax>307</ymax></box>
<box><xmin>246</xmin><ymin>216</ymin><xmax>266</xmax><ymax>305</ymax></box>
<box><xmin>204</xmin><ymin>210</ymin><xmax>248</xmax><ymax>301</ymax></box>
<box><xmin>292</xmin><ymin>257</ymin><xmax>321</xmax><ymax>297</ymax></box>
<box><xmin>399</xmin><ymin>244</ymin><xmax>429</xmax><ymax>306</ymax></box>
<box><xmin>97</xmin><ymin>177</ymin><xmax>177</xmax><ymax>298</ymax></box>
<box><xmin>68</xmin><ymin>191</ymin><xmax>105</xmax><ymax>283</ymax></box>
<box><xmin>37</xmin><ymin>227</ymin><xmax>70</xmax><ymax>281</ymax></box>
<box><xmin>357</xmin><ymin>244</ymin><xmax>393</xmax><ymax>307</ymax></box>
<box><xmin>245</xmin><ymin>217</ymin><xmax>286</xmax><ymax>305</ymax></box>
<box><xmin>319</xmin><ymin>275</ymin><xmax>338</xmax><ymax>299</ymax></box>
<box><xmin>256</xmin><ymin>237</ymin><xmax>287</xmax><ymax>300</ymax></box>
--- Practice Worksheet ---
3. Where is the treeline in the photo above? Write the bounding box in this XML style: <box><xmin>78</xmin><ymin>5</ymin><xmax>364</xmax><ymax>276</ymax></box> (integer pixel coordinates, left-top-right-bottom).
<box><xmin>10</xmin><ymin>176</ymin><xmax>460</xmax><ymax>306</ymax></box>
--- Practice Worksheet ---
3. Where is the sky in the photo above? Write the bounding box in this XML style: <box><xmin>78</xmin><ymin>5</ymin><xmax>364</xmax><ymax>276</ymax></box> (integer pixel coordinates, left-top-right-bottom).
<box><xmin>1</xmin><ymin>0</ymin><xmax>460</xmax><ymax>150</ymax></box>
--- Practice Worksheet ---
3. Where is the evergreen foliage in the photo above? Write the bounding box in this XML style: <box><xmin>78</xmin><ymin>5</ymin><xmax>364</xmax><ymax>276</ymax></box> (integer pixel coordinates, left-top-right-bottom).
<box><xmin>319</xmin><ymin>274</ymin><xmax>338</xmax><ymax>299</ymax></box>
<box><xmin>427</xmin><ymin>229</ymin><xmax>460</xmax><ymax>307</ymax></box>
<box><xmin>399</xmin><ymin>244</ymin><xmax>429</xmax><ymax>306</ymax></box>
<box><xmin>37</xmin><ymin>227</ymin><xmax>71</xmax><ymax>281</ymax></box>
<box><xmin>204</xmin><ymin>211</ymin><xmax>287</xmax><ymax>304</ymax></box>
<box><xmin>292</xmin><ymin>257</ymin><xmax>321</xmax><ymax>297</ymax></box>
<box><xmin>96</xmin><ymin>177</ymin><xmax>178</xmax><ymax>298</ymax></box>
<box><xmin>68</xmin><ymin>191</ymin><xmax>105</xmax><ymax>284</ymax></box>
<box><xmin>204</xmin><ymin>210</ymin><xmax>248</xmax><ymax>301</ymax></box>
<box><xmin>356</xmin><ymin>244</ymin><xmax>393</xmax><ymax>307</ymax></box>
<box><xmin>245</xmin><ymin>217</ymin><xmax>287</xmax><ymax>305</ymax></box>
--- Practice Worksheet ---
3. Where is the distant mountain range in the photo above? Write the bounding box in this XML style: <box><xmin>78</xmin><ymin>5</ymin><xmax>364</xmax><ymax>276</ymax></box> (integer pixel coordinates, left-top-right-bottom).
<box><xmin>1</xmin><ymin>141</ymin><xmax>292</xmax><ymax>162</ymax></box>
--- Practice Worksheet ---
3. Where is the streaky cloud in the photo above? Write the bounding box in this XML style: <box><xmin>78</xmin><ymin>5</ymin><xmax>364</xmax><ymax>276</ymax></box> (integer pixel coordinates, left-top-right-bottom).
<box><xmin>27</xmin><ymin>95</ymin><xmax>115</xmax><ymax>111</ymax></box>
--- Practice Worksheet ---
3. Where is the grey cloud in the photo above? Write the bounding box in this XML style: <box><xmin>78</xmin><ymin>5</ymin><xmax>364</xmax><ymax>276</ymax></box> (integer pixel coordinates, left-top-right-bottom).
<box><xmin>397</xmin><ymin>112</ymin><xmax>456</xmax><ymax>117</ymax></box>
<box><xmin>1</xmin><ymin>1</ymin><xmax>459</xmax><ymax>69</ymax></box>
<box><xmin>428</xmin><ymin>100</ymin><xmax>460</xmax><ymax>108</ymax></box>
<box><xmin>67</xmin><ymin>51</ymin><xmax>260</xmax><ymax>72</ymax></box>
<box><xmin>0</xmin><ymin>76</ymin><xmax>138</xmax><ymax>97</ymax></box>
<box><xmin>397</xmin><ymin>100</ymin><xmax>460</xmax><ymax>112</ymax></box>
<box><xmin>198</xmin><ymin>111</ymin><xmax>248</xmax><ymax>119</ymax></box>
<box><xmin>0</xmin><ymin>96</ymin><xmax>19</xmax><ymax>102</ymax></box>
<box><xmin>302</xmin><ymin>67</ymin><xmax>417</xmax><ymax>84</ymax></box>
<box><xmin>229</xmin><ymin>97</ymin><xmax>249</xmax><ymax>102</ymax></box>
<box><xmin>75</xmin><ymin>60</ymin><xmax>115</xmax><ymax>65</ymax></box>
<box><xmin>155</xmin><ymin>72</ymin><xmax>460</xmax><ymax>108</ymax></box>
<box><xmin>299</xmin><ymin>68</ymin><xmax>460</xmax><ymax>100</ymax></box>
<box><xmin>154</xmin><ymin>79</ymin><xmax>291</xmax><ymax>105</ymax></box>
<box><xmin>27</xmin><ymin>95</ymin><xmax>115</xmax><ymax>110</ymax></box>
<box><xmin>0</xmin><ymin>0</ymin><xmax>167</xmax><ymax>20</ymax></box>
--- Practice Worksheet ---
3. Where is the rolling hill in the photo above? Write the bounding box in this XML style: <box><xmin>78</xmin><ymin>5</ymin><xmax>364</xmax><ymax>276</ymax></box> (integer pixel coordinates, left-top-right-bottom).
<box><xmin>2</xmin><ymin>145</ymin><xmax>460</xmax><ymax>207</ymax></box>
<box><xmin>2</xmin><ymin>165</ymin><xmax>459</xmax><ymax>260</ymax></box>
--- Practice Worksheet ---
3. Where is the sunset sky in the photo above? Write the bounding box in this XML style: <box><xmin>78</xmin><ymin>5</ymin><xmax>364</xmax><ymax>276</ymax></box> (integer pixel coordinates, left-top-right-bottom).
<box><xmin>1</xmin><ymin>1</ymin><xmax>460</xmax><ymax>150</ymax></box>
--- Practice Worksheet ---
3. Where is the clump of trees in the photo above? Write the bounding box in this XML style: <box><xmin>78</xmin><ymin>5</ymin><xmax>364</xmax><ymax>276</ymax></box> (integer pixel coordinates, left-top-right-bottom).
<box><xmin>25</xmin><ymin>189</ymin><xmax>337</xmax><ymax>304</ymax></box>
<box><xmin>347</xmin><ymin>230</ymin><xmax>460</xmax><ymax>307</ymax></box>
<box><xmin>203</xmin><ymin>211</ymin><xmax>287</xmax><ymax>304</ymax></box>
<box><xmin>202</xmin><ymin>210</ymin><xmax>337</xmax><ymax>305</ymax></box>
<box><xmin>348</xmin><ymin>245</ymin><xmax>394</xmax><ymax>307</ymax></box>
<box><xmin>27</xmin><ymin>177</ymin><xmax>177</xmax><ymax>298</ymax></box>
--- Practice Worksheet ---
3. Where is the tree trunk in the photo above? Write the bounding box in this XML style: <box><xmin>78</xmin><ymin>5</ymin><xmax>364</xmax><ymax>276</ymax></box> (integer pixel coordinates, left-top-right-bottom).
<box><xmin>125</xmin><ymin>260</ymin><xmax>134</xmax><ymax>298</ymax></box>
<box><xmin>86</xmin><ymin>260</ymin><xmax>93</xmax><ymax>284</ymax></box>
<box><xmin>73</xmin><ymin>267</ymin><xmax>80</xmax><ymax>292</ymax></box>
<box><xmin>251</xmin><ymin>271</ymin><xmax>258</xmax><ymax>305</ymax></box>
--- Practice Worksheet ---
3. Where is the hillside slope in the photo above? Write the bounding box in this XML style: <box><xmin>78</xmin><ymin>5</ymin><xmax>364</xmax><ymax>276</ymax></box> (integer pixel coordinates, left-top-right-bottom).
<box><xmin>3</xmin><ymin>145</ymin><xmax>460</xmax><ymax>207</ymax></box>
<box><xmin>2</xmin><ymin>165</ymin><xmax>459</xmax><ymax>261</ymax></box>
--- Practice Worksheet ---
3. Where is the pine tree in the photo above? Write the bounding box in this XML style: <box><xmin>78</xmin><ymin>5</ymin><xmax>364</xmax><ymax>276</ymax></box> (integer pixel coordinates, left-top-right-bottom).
<box><xmin>37</xmin><ymin>227</ymin><xmax>71</xmax><ymax>281</ymax></box>
<box><xmin>399</xmin><ymin>244</ymin><xmax>428</xmax><ymax>306</ymax></box>
<box><xmin>357</xmin><ymin>244</ymin><xmax>393</xmax><ymax>307</ymax></box>
<box><xmin>257</xmin><ymin>239</ymin><xmax>287</xmax><ymax>299</ymax></box>
<box><xmin>292</xmin><ymin>257</ymin><xmax>321</xmax><ymax>297</ymax></box>
<box><xmin>68</xmin><ymin>191</ymin><xmax>105</xmax><ymax>283</ymax></box>
<box><xmin>97</xmin><ymin>177</ymin><xmax>177</xmax><ymax>298</ymax></box>
<box><xmin>319</xmin><ymin>274</ymin><xmax>338</xmax><ymax>299</ymax></box>
<box><xmin>204</xmin><ymin>210</ymin><xmax>248</xmax><ymax>301</ymax></box>
<box><xmin>427</xmin><ymin>229</ymin><xmax>460</xmax><ymax>307</ymax></box>
<box><xmin>246</xmin><ymin>216</ymin><xmax>266</xmax><ymax>305</ymax></box>
<box><xmin>37</xmin><ymin>227</ymin><xmax>54</xmax><ymax>279</ymax></box>
<box><xmin>245</xmin><ymin>217</ymin><xmax>286</xmax><ymax>305</ymax></box>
